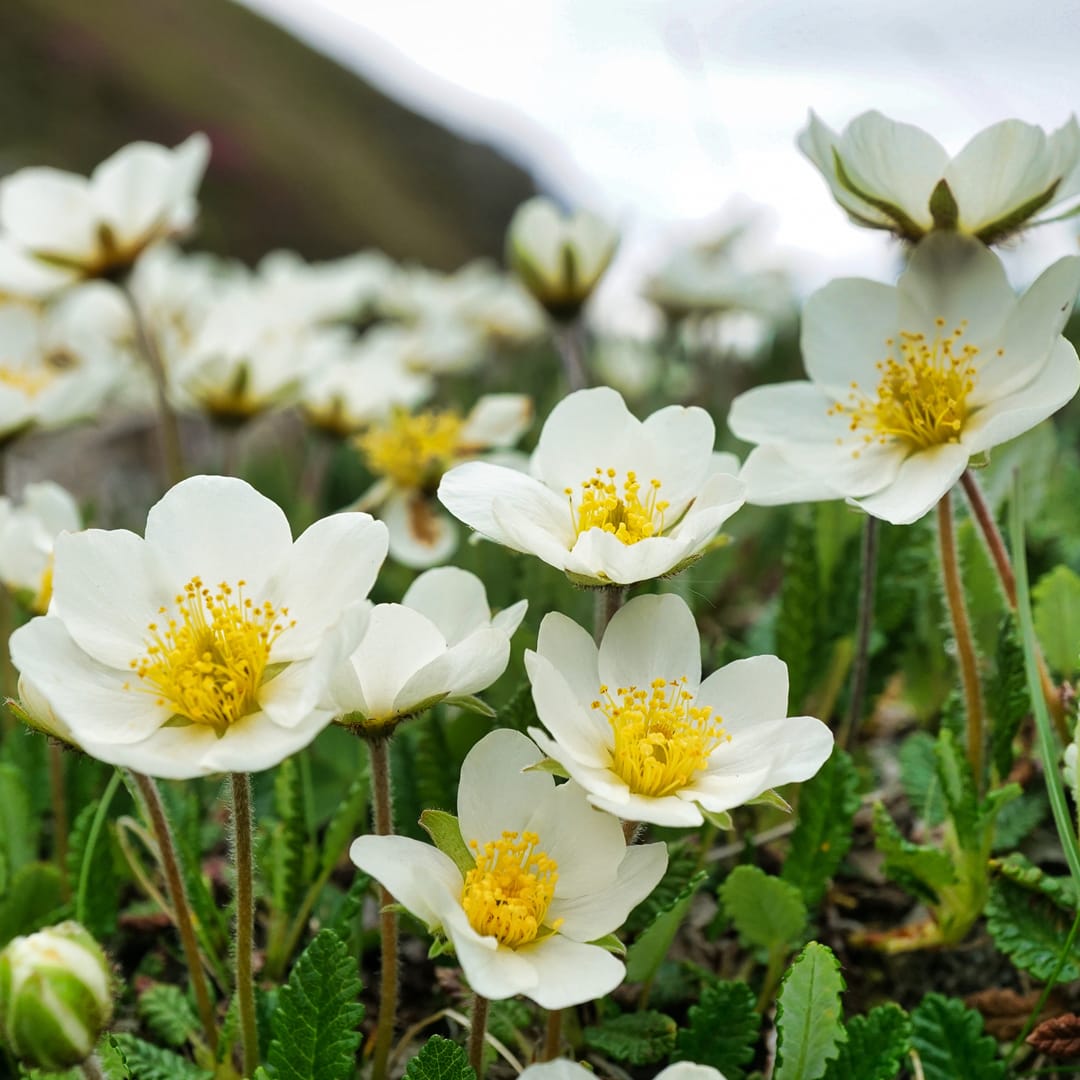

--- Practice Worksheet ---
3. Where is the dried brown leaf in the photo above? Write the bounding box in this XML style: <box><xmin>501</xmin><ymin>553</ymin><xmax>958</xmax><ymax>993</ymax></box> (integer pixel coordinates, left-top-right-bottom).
<box><xmin>1027</xmin><ymin>1012</ymin><xmax>1080</xmax><ymax>1058</ymax></box>
<box><xmin>965</xmin><ymin>988</ymin><xmax>1062</xmax><ymax>1041</ymax></box>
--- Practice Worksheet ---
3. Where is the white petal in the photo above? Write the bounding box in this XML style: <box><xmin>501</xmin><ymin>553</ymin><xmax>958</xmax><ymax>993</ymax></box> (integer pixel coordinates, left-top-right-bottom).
<box><xmin>565</xmin><ymin>530</ymin><xmax>697</xmax><ymax>586</ymax></box>
<box><xmin>0</xmin><ymin>168</ymin><xmax>99</xmax><ymax>262</ymax></box>
<box><xmin>738</xmin><ymin>445</ymin><xmax>848</xmax><ymax>506</ymax></box>
<box><xmin>589</xmin><ymin>788</ymin><xmax>705</xmax><ymax>826</ymax></box>
<box><xmin>639</xmin><ymin>404</ymin><xmax>717</xmax><ymax>513</ymax></box>
<box><xmin>514</xmin><ymin>934</ymin><xmax>624</xmax><ymax>1009</ymax></box>
<box><xmin>460</xmin><ymin>393</ymin><xmax>533</xmax><ymax>448</ymax></box>
<box><xmin>403</xmin><ymin>566</ymin><xmax>491</xmax><ymax>644</ymax></box>
<box><xmin>598</xmin><ymin>593</ymin><xmax>701</xmax><ymax>694</ymax></box>
<box><xmin>433</xmin><ymin>627</ymin><xmax>513</xmax><ymax>699</ymax></box>
<box><xmin>666</xmin><ymin>472</ymin><xmax>745</xmax><ymax>541</ymax></box>
<box><xmin>656</xmin><ymin>1065</ymin><xmax>729</xmax><ymax>1080</ymax></box>
<box><xmin>535</xmin><ymin>611</ymin><xmax>600</xmax><ymax>705</ymax></box>
<box><xmin>695</xmin><ymin>655</ymin><xmax>790</xmax><ymax>736</ymax></box>
<box><xmin>350</xmin><ymin>835</ymin><xmax>463</xmax><ymax>930</ymax></box>
<box><xmin>850</xmin><ymin>443</ymin><xmax>969</xmax><ymax>524</ymax></box>
<box><xmin>382</xmin><ymin>491</ymin><xmax>459</xmax><ymax>569</ymax></box>
<box><xmin>0</xmin><ymin>239</ymin><xmax>77</xmax><ymax>297</ymax></box>
<box><xmin>491</xmin><ymin>599</ymin><xmax>528</xmax><ymax>637</ymax></box>
<box><xmin>525</xmin><ymin>653</ymin><xmax>611</xmax><ymax>768</ymax></box>
<box><xmin>444</xmin><ymin>909</ymin><xmax>540</xmax><ymax>1000</ymax></box>
<box><xmin>22</xmin><ymin>482</ymin><xmax>81</xmax><ymax>535</ymax></box>
<box><xmin>528</xmin><ymin>726</ymin><xmax>630</xmax><ymax>804</ymax></box>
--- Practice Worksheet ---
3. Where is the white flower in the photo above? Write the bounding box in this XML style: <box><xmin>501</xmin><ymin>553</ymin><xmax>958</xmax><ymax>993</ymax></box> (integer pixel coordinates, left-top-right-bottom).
<box><xmin>507</xmin><ymin>197</ymin><xmax>618</xmax><ymax>320</ymax></box>
<box><xmin>1065</xmin><ymin>742</ymin><xmax>1079</xmax><ymax>807</ymax></box>
<box><xmin>800</xmin><ymin>110</ymin><xmax>1080</xmax><ymax>244</ymax></box>
<box><xmin>439</xmin><ymin>387</ymin><xmax>745</xmax><ymax>586</ymax></box>
<box><xmin>0</xmin><ymin>481</ymin><xmax>81</xmax><ymax>612</ymax></box>
<box><xmin>526</xmin><ymin>593</ymin><xmax>833</xmax><ymax>827</ymax></box>
<box><xmin>520</xmin><ymin>1063</ymin><xmax>726</xmax><ymax>1080</ymax></box>
<box><xmin>0</xmin><ymin>135</ymin><xmax>210</xmax><ymax>294</ymax></box>
<box><xmin>323</xmin><ymin>566</ymin><xmax>527</xmax><ymax>734</ymax></box>
<box><xmin>350</xmin><ymin>729</ymin><xmax>667</xmax><ymax>1008</ymax></box>
<box><xmin>9</xmin><ymin>475</ymin><xmax>388</xmax><ymax>779</ymax></box>
<box><xmin>356</xmin><ymin>393</ymin><xmax>533</xmax><ymax>568</ymax></box>
<box><xmin>729</xmin><ymin>235</ymin><xmax>1080</xmax><ymax>525</ymax></box>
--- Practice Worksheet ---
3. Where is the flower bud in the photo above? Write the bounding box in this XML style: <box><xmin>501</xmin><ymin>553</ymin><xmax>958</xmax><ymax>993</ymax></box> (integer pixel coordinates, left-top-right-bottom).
<box><xmin>506</xmin><ymin>197</ymin><xmax>618</xmax><ymax>321</ymax></box>
<box><xmin>0</xmin><ymin>922</ymin><xmax>113</xmax><ymax>1070</ymax></box>
<box><xmin>10</xmin><ymin>675</ymin><xmax>80</xmax><ymax>748</ymax></box>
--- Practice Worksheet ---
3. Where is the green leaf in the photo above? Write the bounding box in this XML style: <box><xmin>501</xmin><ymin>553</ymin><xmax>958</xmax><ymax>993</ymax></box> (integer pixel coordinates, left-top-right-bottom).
<box><xmin>0</xmin><ymin>762</ymin><xmax>34</xmax><ymax>875</ymax></box>
<box><xmin>625</xmin><ymin>870</ymin><xmax>707</xmax><ymax>984</ymax></box>
<box><xmin>823</xmin><ymin>1004</ymin><xmax>911</xmax><ymax>1080</ymax></box>
<box><xmin>899</xmin><ymin>732</ymin><xmax>946</xmax><ymax>827</ymax></box>
<box><xmin>583</xmin><ymin>1010</ymin><xmax>676</xmax><ymax>1065</ymax></box>
<box><xmin>1032</xmin><ymin>564</ymin><xmax>1080</xmax><ymax>677</ymax></box>
<box><xmin>626</xmin><ymin>840</ymin><xmax>698</xmax><ymax>936</ymax></box>
<box><xmin>0</xmin><ymin>862</ymin><xmax>64</xmax><ymax>947</ymax></box>
<box><xmin>910</xmin><ymin>993</ymin><xmax>1004</xmax><ymax>1080</ymax></box>
<box><xmin>782</xmin><ymin>747</ymin><xmax>861</xmax><ymax>907</ymax></box>
<box><xmin>991</xmin><ymin>790</ymin><xmax>1047</xmax><ymax>852</ymax></box>
<box><xmin>97</xmin><ymin>1034</ymin><xmax>134</xmax><ymax>1079</ymax></box>
<box><xmin>137</xmin><ymin>984</ymin><xmax>200</xmax><ymax>1049</ymax></box>
<box><xmin>403</xmin><ymin>1035</ymin><xmax>476</xmax><ymax>1080</ymax></box>
<box><xmin>419</xmin><ymin>810</ymin><xmax>474</xmax><ymax>877</ymax></box>
<box><xmin>720</xmin><ymin>865</ymin><xmax>807</xmax><ymax>951</ymax></box>
<box><xmin>267</xmin><ymin>929</ymin><xmax>364</xmax><ymax>1080</ymax></box>
<box><xmin>673</xmin><ymin>979</ymin><xmax>760</xmax><ymax>1080</ymax></box>
<box><xmin>272</xmin><ymin>757</ymin><xmax>309</xmax><ymax>916</ymax></box>
<box><xmin>776</xmin><ymin>510</ymin><xmax>821</xmax><ymax>709</ymax></box>
<box><xmin>774</xmin><ymin>942</ymin><xmax>846</xmax><ymax>1080</ymax></box>
<box><xmin>67</xmin><ymin>797</ymin><xmax>118</xmax><ymax>940</ymax></box>
<box><xmin>928</xmin><ymin>179</ymin><xmax>959</xmax><ymax>229</ymax></box>
<box><xmin>987</xmin><ymin>616</ymin><xmax>1029</xmax><ymax>780</ymax></box>
<box><xmin>994</xmin><ymin>851</ymin><xmax>1078</xmax><ymax>908</ymax></box>
<box><xmin>985</xmin><ymin>876</ymin><xmax>1080</xmax><ymax>981</ymax></box>
<box><xmin>320</xmin><ymin>772</ymin><xmax>370</xmax><ymax>877</ymax></box>
<box><xmin>107</xmin><ymin>1035</ymin><xmax>211</xmax><ymax>1080</ymax></box>
<box><xmin>871</xmin><ymin>803</ymin><xmax>957</xmax><ymax>904</ymax></box>
<box><xmin>932</xmin><ymin>728</ymin><xmax>978</xmax><ymax>843</ymax></box>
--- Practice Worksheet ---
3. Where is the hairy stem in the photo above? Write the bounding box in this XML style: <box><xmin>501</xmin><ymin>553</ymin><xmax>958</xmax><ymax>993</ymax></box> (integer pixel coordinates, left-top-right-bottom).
<box><xmin>48</xmin><ymin>741</ymin><xmax>70</xmax><ymax>900</ymax></box>
<box><xmin>131</xmin><ymin>772</ymin><xmax>218</xmax><ymax>1051</ymax></box>
<box><xmin>593</xmin><ymin>585</ymin><xmax>626</xmax><ymax>644</ymax></box>
<box><xmin>80</xmin><ymin>1054</ymin><xmax>105</xmax><ymax>1080</ymax></box>
<box><xmin>229</xmin><ymin>773</ymin><xmax>259</xmax><ymax>1077</ymax></box>
<box><xmin>542</xmin><ymin>1007</ymin><xmax>563</xmax><ymax>1062</ymax></box>
<box><xmin>840</xmin><ymin>515</ymin><xmax>879</xmax><ymax>749</ymax></box>
<box><xmin>368</xmin><ymin>735</ymin><xmax>399</xmax><ymax>1080</ymax></box>
<box><xmin>468</xmin><ymin>993</ymin><xmax>490</xmax><ymax>1076</ymax></box>
<box><xmin>555</xmin><ymin>321</ymin><xmax>588</xmax><ymax>392</ymax></box>
<box><xmin>937</xmin><ymin>491</ymin><xmax>986</xmax><ymax>788</ymax></box>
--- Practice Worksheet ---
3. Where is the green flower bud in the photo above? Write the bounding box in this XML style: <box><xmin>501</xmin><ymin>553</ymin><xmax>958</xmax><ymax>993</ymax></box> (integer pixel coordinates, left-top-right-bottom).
<box><xmin>0</xmin><ymin>921</ymin><xmax>113</xmax><ymax>1070</ymax></box>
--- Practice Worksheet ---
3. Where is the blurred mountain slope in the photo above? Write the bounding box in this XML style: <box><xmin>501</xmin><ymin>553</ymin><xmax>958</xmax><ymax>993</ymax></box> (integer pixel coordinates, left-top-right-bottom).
<box><xmin>0</xmin><ymin>0</ymin><xmax>535</xmax><ymax>266</ymax></box>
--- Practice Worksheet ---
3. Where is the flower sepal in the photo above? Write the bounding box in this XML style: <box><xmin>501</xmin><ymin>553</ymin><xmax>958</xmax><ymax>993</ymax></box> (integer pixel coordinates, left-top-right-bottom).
<box><xmin>745</xmin><ymin>789</ymin><xmax>793</xmax><ymax>814</ymax></box>
<box><xmin>443</xmin><ymin>693</ymin><xmax>497</xmax><ymax>719</ymax></box>
<box><xmin>523</xmin><ymin>757</ymin><xmax>571</xmax><ymax>779</ymax></box>
<box><xmin>695</xmin><ymin>803</ymin><xmax>735</xmax><ymax>831</ymax></box>
<box><xmin>418</xmin><ymin>809</ymin><xmax>474</xmax><ymax>876</ymax></box>
<box><xmin>427</xmin><ymin>933</ymin><xmax>456</xmax><ymax>960</ymax></box>
<box><xmin>587</xmin><ymin>933</ymin><xmax>627</xmax><ymax>958</ymax></box>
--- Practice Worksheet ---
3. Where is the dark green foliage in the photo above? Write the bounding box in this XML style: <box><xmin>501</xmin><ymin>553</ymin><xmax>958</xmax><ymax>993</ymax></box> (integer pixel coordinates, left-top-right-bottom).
<box><xmin>910</xmin><ymin>993</ymin><xmax>1004</xmax><ymax>1080</ymax></box>
<box><xmin>66</xmin><ymin>797</ymin><xmax>119</xmax><ymax>940</ymax></box>
<box><xmin>271</xmin><ymin>757</ymin><xmax>309</xmax><ymax>915</ymax></box>
<box><xmin>625</xmin><ymin>871</ymin><xmax>707</xmax><ymax>985</ymax></box>
<box><xmin>774</xmin><ymin>942</ymin><xmax>846</xmax><ymax>1080</ymax></box>
<box><xmin>266</xmin><ymin>930</ymin><xmax>364</xmax><ymax>1080</ymax></box>
<box><xmin>403</xmin><ymin>1035</ymin><xmax>476</xmax><ymax>1080</ymax></box>
<box><xmin>673</xmin><ymin>979</ymin><xmax>760</xmax><ymax>1079</ymax></box>
<box><xmin>872</xmin><ymin>803</ymin><xmax>956</xmax><ymax>904</ymax></box>
<box><xmin>720</xmin><ymin>865</ymin><xmax>807</xmax><ymax>950</ymax></box>
<box><xmin>625</xmin><ymin>840</ymin><xmax>698</xmax><ymax>936</ymax></box>
<box><xmin>822</xmin><ymin>1004</ymin><xmax>911</xmax><ymax>1080</ymax></box>
<box><xmin>107</xmin><ymin>1035</ymin><xmax>212</xmax><ymax>1080</ymax></box>
<box><xmin>985</xmin><ymin>876</ymin><xmax>1080</xmax><ymax>981</ymax></box>
<box><xmin>991</xmin><ymin>790</ymin><xmax>1047</xmax><ymax>852</ymax></box>
<box><xmin>775</xmin><ymin>510</ymin><xmax>819</xmax><ymax>710</ymax></box>
<box><xmin>782</xmin><ymin>747</ymin><xmax>861</xmax><ymax>907</ymax></box>
<box><xmin>987</xmin><ymin>616</ymin><xmax>1029</xmax><ymax>780</ymax></box>
<box><xmin>898</xmin><ymin>731</ymin><xmax>945</xmax><ymax>826</ymax></box>
<box><xmin>583</xmin><ymin>1010</ymin><xmax>676</xmax><ymax>1065</ymax></box>
<box><xmin>0</xmin><ymin>763</ymin><xmax>35</xmax><ymax>875</ymax></box>
<box><xmin>0</xmin><ymin>863</ymin><xmax>64</xmax><ymax>947</ymax></box>
<box><xmin>137</xmin><ymin>984</ymin><xmax>200</xmax><ymax>1048</ymax></box>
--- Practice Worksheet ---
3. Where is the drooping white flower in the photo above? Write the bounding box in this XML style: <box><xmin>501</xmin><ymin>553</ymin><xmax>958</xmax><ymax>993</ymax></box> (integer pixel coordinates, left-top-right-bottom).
<box><xmin>729</xmin><ymin>234</ymin><xmax>1080</xmax><ymax>525</ymax></box>
<box><xmin>350</xmin><ymin>729</ymin><xmax>667</xmax><ymax>1008</ymax></box>
<box><xmin>438</xmin><ymin>387</ymin><xmax>744</xmax><ymax>586</ymax></box>
<box><xmin>800</xmin><ymin>110</ymin><xmax>1080</xmax><ymax>244</ymax></box>
<box><xmin>355</xmin><ymin>393</ymin><xmax>532</xmax><ymax>568</ymax></box>
<box><xmin>9</xmin><ymin>475</ymin><xmax>388</xmax><ymax>779</ymax></box>
<box><xmin>323</xmin><ymin>566</ymin><xmax>527</xmax><ymax>735</ymax></box>
<box><xmin>520</xmin><ymin>1062</ymin><xmax>726</xmax><ymax>1080</ymax></box>
<box><xmin>526</xmin><ymin>593</ymin><xmax>833</xmax><ymax>827</ymax></box>
<box><xmin>0</xmin><ymin>481</ymin><xmax>81</xmax><ymax>612</ymax></box>
<box><xmin>0</xmin><ymin>135</ymin><xmax>210</xmax><ymax>295</ymax></box>
<box><xmin>506</xmin><ymin>197</ymin><xmax>619</xmax><ymax>320</ymax></box>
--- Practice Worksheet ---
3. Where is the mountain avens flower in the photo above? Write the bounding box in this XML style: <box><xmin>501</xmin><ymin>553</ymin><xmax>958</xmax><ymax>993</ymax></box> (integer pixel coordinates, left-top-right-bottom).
<box><xmin>526</xmin><ymin>593</ymin><xmax>832</xmax><ymax>826</ymax></box>
<box><xmin>729</xmin><ymin>234</ymin><xmax>1080</xmax><ymax>524</ymax></box>
<box><xmin>521</xmin><ymin>1063</ymin><xmax>727</xmax><ymax>1080</ymax></box>
<box><xmin>351</xmin><ymin>729</ymin><xmax>667</xmax><ymax>1008</ymax></box>
<box><xmin>0</xmin><ymin>922</ymin><xmax>113</xmax><ymax>1071</ymax></box>
<box><xmin>0</xmin><ymin>481</ymin><xmax>81</xmax><ymax>613</ymax></box>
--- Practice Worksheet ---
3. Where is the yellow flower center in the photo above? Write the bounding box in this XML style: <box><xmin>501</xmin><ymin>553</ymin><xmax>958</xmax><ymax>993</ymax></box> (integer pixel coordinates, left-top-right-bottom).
<box><xmin>829</xmin><ymin>320</ymin><xmax>982</xmax><ymax>455</ymax></box>
<box><xmin>356</xmin><ymin>408</ymin><xmax>463</xmax><ymax>490</ymax></box>
<box><xmin>127</xmin><ymin>577</ymin><xmax>294</xmax><ymax>735</ymax></box>
<box><xmin>0</xmin><ymin>365</ymin><xmax>54</xmax><ymax>398</ymax></box>
<box><xmin>594</xmin><ymin>677</ymin><xmax>728</xmax><ymax>798</ymax></box>
<box><xmin>461</xmin><ymin>830</ymin><xmax>560</xmax><ymax>948</ymax></box>
<box><xmin>566</xmin><ymin>468</ymin><xmax>669</xmax><ymax>545</ymax></box>
<box><xmin>35</xmin><ymin>557</ymin><xmax>54</xmax><ymax>615</ymax></box>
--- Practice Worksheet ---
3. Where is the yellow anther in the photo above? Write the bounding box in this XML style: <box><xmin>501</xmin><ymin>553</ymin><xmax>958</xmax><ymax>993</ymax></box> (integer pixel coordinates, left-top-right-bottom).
<box><xmin>567</xmin><ymin>467</ymin><xmax>668</xmax><ymax>545</ymax></box>
<box><xmin>355</xmin><ymin>407</ymin><xmax>464</xmax><ymax>490</ymax></box>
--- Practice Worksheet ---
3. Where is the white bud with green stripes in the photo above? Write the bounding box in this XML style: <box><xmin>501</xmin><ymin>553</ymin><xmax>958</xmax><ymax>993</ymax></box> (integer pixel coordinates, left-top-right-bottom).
<box><xmin>0</xmin><ymin>921</ymin><xmax>113</xmax><ymax>1069</ymax></box>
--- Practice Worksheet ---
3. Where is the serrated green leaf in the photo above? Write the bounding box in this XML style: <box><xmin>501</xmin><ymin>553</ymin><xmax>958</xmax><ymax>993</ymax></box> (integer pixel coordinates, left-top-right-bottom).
<box><xmin>403</xmin><ymin>1034</ymin><xmax>476</xmax><ymax>1080</ymax></box>
<box><xmin>0</xmin><ymin>862</ymin><xmax>64</xmax><ymax>947</ymax></box>
<box><xmin>987</xmin><ymin>616</ymin><xmax>1028</xmax><ymax>780</ymax></box>
<box><xmin>137</xmin><ymin>984</ymin><xmax>200</xmax><ymax>1048</ymax></box>
<box><xmin>673</xmin><ymin>979</ymin><xmax>760</xmax><ymax>1080</ymax></box>
<box><xmin>910</xmin><ymin>993</ymin><xmax>1004</xmax><ymax>1080</ymax></box>
<box><xmin>823</xmin><ymin>1004</ymin><xmax>911</xmax><ymax>1080</ymax></box>
<box><xmin>320</xmin><ymin>772</ymin><xmax>370</xmax><ymax>877</ymax></box>
<box><xmin>67</xmin><ymin>798</ymin><xmax>117</xmax><ymax>940</ymax></box>
<box><xmin>720</xmin><ymin>865</ymin><xmax>807</xmax><ymax>951</ymax></box>
<box><xmin>774</xmin><ymin>942</ymin><xmax>846</xmax><ymax>1080</ymax></box>
<box><xmin>267</xmin><ymin>929</ymin><xmax>364</xmax><ymax>1080</ymax></box>
<box><xmin>625</xmin><ymin>870</ymin><xmax>707</xmax><ymax>984</ymax></box>
<box><xmin>499</xmin><ymin>680</ymin><xmax>540</xmax><ymax>734</ymax></box>
<box><xmin>933</xmin><ymin>729</ymin><xmax>979</xmax><ymax>843</ymax></box>
<box><xmin>1032</xmin><ymin>564</ymin><xmax>1080</xmax><ymax>677</ymax></box>
<box><xmin>782</xmin><ymin>747</ymin><xmax>861</xmax><ymax>907</ymax></box>
<box><xmin>272</xmin><ymin>757</ymin><xmax>309</xmax><ymax>915</ymax></box>
<box><xmin>108</xmin><ymin>1035</ymin><xmax>212</xmax><ymax>1080</ymax></box>
<box><xmin>994</xmin><ymin>851</ymin><xmax>1078</xmax><ymax>909</ymax></box>
<box><xmin>898</xmin><ymin>732</ymin><xmax>946</xmax><ymax>827</ymax></box>
<box><xmin>0</xmin><ymin>762</ymin><xmax>34</xmax><ymax>875</ymax></box>
<box><xmin>776</xmin><ymin>510</ymin><xmax>821</xmax><ymax>709</ymax></box>
<box><xmin>97</xmin><ymin>1033</ymin><xmax>134</xmax><ymax>1079</ymax></box>
<box><xmin>871</xmin><ymin>803</ymin><xmax>956</xmax><ymax>904</ymax></box>
<box><xmin>419</xmin><ymin>810</ymin><xmax>473</xmax><ymax>877</ymax></box>
<box><xmin>583</xmin><ymin>1010</ymin><xmax>676</xmax><ymax>1065</ymax></box>
<box><xmin>985</xmin><ymin>876</ymin><xmax>1080</xmax><ymax>981</ymax></box>
<box><xmin>991</xmin><ymin>790</ymin><xmax>1047</xmax><ymax>852</ymax></box>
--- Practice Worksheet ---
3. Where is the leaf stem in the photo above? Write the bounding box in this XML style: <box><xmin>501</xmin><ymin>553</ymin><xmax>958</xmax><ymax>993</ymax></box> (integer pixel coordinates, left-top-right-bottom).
<box><xmin>229</xmin><ymin>773</ymin><xmax>259</xmax><ymax>1077</ymax></box>
<box><xmin>542</xmin><ymin>1008</ymin><xmax>562</xmax><ymax>1062</ymax></box>
<box><xmin>839</xmin><ymin>515</ymin><xmax>878</xmax><ymax>749</ymax></box>
<box><xmin>76</xmin><ymin>769</ymin><xmax>123</xmax><ymax>925</ymax></box>
<box><xmin>937</xmin><ymin>490</ymin><xmax>986</xmax><ymax>789</ymax></box>
<box><xmin>468</xmin><ymin>993</ymin><xmax>490</xmax><ymax>1076</ymax></box>
<box><xmin>131</xmin><ymin>771</ymin><xmax>218</xmax><ymax>1052</ymax></box>
<box><xmin>368</xmin><ymin>735</ymin><xmax>399</xmax><ymax>1080</ymax></box>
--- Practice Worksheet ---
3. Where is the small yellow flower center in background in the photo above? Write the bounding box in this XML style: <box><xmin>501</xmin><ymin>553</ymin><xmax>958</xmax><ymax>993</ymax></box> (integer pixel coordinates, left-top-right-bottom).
<box><xmin>0</xmin><ymin>365</ymin><xmax>54</xmax><ymax>398</ymax></box>
<box><xmin>461</xmin><ymin>830</ymin><xmax>559</xmax><ymax>948</ymax></box>
<box><xmin>356</xmin><ymin>408</ymin><xmax>463</xmax><ymax>490</ymax></box>
<box><xmin>35</xmin><ymin>557</ymin><xmax>54</xmax><ymax>615</ymax></box>
<box><xmin>128</xmin><ymin>577</ymin><xmax>294</xmax><ymax>736</ymax></box>
<box><xmin>828</xmin><ymin>320</ymin><xmax>981</xmax><ymax>455</ymax></box>
<box><xmin>595</xmin><ymin>677</ymin><xmax>728</xmax><ymax>797</ymax></box>
<box><xmin>566</xmin><ymin>468</ymin><xmax>669</xmax><ymax>545</ymax></box>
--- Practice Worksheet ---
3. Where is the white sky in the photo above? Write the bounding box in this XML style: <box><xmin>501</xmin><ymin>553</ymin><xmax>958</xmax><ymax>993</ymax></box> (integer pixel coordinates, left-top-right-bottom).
<box><xmin>239</xmin><ymin>0</ymin><xmax>1080</xmax><ymax>329</ymax></box>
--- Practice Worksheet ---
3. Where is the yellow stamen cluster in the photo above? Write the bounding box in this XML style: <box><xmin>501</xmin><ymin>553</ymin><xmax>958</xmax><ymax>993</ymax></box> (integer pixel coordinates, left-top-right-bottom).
<box><xmin>566</xmin><ymin>468</ymin><xmax>669</xmax><ymax>545</ymax></box>
<box><xmin>461</xmin><ymin>830</ymin><xmax>560</xmax><ymax>948</ymax></box>
<box><xmin>0</xmin><ymin>365</ymin><xmax>54</xmax><ymax>398</ymax></box>
<box><xmin>828</xmin><ymin>320</ymin><xmax>981</xmax><ymax>455</ymax></box>
<box><xmin>594</xmin><ymin>677</ymin><xmax>727</xmax><ymax>797</ymax></box>
<box><xmin>356</xmin><ymin>408</ymin><xmax>463</xmax><ymax>490</ymax></box>
<box><xmin>127</xmin><ymin>577</ymin><xmax>294</xmax><ymax>735</ymax></box>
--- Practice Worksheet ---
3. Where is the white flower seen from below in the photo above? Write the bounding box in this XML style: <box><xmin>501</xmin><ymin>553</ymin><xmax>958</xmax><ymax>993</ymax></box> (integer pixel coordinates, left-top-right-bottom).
<box><xmin>351</xmin><ymin>729</ymin><xmax>667</xmax><ymax>1008</ymax></box>
<box><xmin>729</xmin><ymin>235</ymin><xmax>1080</xmax><ymax>525</ymax></box>
<box><xmin>439</xmin><ymin>386</ymin><xmax>745</xmax><ymax>586</ymax></box>
<box><xmin>526</xmin><ymin>593</ymin><xmax>833</xmax><ymax>826</ymax></box>
<box><xmin>800</xmin><ymin>110</ymin><xmax>1080</xmax><ymax>244</ymax></box>
<box><xmin>520</xmin><ymin>1062</ymin><xmax>726</xmax><ymax>1080</ymax></box>
<box><xmin>9</xmin><ymin>475</ymin><xmax>388</xmax><ymax>779</ymax></box>
<box><xmin>0</xmin><ymin>481</ymin><xmax>81</xmax><ymax>613</ymax></box>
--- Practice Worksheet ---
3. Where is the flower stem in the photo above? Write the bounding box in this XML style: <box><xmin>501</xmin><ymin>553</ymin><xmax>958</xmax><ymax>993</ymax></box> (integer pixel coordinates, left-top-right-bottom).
<box><xmin>937</xmin><ymin>490</ymin><xmax>986</xmax><ymax>788</ymax></box>
<box><xmin>48</xmin><ymin>741</ymin><xmax>70</xmax><ymax>900</ymax></box>
<box><xmin>593</xmin><ymin>585</ymin><xmax>626</xmax><ymax>644</ymax></box>
<box><xmin>468</xmin><ymin>993</ymin><xmax>490</xmax><ymax>1076</ymax></box>
<box><xmin>368</xmin><ymin>735</ymin><xmax>399</xmax><ymax>1080</ymax></box>
<box><xmin>839</xmin><ymin>515</ymin><xmax>879</xmax><ymax>750</ymax></box>
<box><xmin>555</xmin><ymin>321</ymin><xmax>588</xmax><ymax>392</ymax></box>
<box><xmin>960</xmin><ymin>469</ymin><xmax>1067</xmax><ymax>740</ymax></box>
<box><xmin>229</xmin><ymin>773</ymin><xmax>259</xmax><ymax>1077</ymax></box>
<box><xmin>80</xmin><ymin>1054</ymin><xmax>105</xmax><ymax>1080</ymax></box>
<box><xmin>131</xmin><ymin>771</ymin><xmax>218</xmax><ymax>1052</ymax></box>
<box><xmin>542</xmin><ymin>1008</ymin><xmax>562</xmax><ymax>1061</ymax></box>
<box><xmin>120</xmin><ymin>281</ymin><xmax>185</xmax><ymax>486</ymax></box>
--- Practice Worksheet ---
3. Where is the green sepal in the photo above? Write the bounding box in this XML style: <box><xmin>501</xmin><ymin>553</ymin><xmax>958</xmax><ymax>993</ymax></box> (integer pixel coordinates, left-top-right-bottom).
<box><xmin>524</xmin><ymin>757</ymin><xmax>571</xmax><ymax>779</ymax></box>
<box><xmin>443</xmin><ymin>694</ymin><xmax>496</xmax><ymax>719</ymax></box>
<box><xmin>427</xmin><ymin>934</ymin><xmax>456</xmax><ymax>960</ymax></box>
<box><xmin>929</xmin><ymin>179</ymin><xmax>959</xmax><ymax>229</ymax></box>
<box><xmin>746</xmin><ymin>789</ymin><xmax>792</xmax><ymax>814</ymax></box>
<box><xmin>832</xmin><ymin>149</ymin><xmax>926</xmax><ymax>240</ymax></box>
<box><xmin>588</xmin><ymin>932</ymin><xmax>627</xmax><ymax>957</ymax></box>
<box><xmin>418</xmin><ymin>810</ymin><xmax>474</xmax><ymax>877</ymax></box>
<box><xmin>696</xmin><ymin>803</ymin><xmax>734</xmax><ymax>830</ymax></box>
<box><xmin>975</xmin><ymin>179</ymin><xmax>1061</xmax><ymax>245</ymax></box>
<box><xmin>967</xmin><ymin>449</ymin><xmax>991</xmax><ymax>469</ymax></box>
